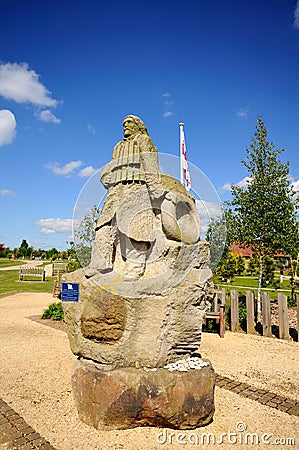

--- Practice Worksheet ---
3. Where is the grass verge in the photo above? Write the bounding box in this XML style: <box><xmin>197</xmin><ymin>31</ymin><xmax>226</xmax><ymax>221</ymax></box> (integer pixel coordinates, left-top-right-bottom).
<box><xmin>0</xmin><ymin>258</ymin><xmax>28</xmax><ymax>268</ymax></box>
<box><xmin>0</xmin><ymin>270</ymin><xmax>53</xmax><ymax>296</ymax></box>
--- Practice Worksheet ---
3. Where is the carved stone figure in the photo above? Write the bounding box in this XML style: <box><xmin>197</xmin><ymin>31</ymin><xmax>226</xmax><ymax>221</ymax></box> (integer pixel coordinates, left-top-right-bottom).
<box><xmin>86</xmin><ymin>115</ymin><xmax>201</xmax><ymax>279</ymax></box>
<box><xmin>63</xmin><ymin>115</ymin><xmax>215</xmax><ymax>430</ymax></box>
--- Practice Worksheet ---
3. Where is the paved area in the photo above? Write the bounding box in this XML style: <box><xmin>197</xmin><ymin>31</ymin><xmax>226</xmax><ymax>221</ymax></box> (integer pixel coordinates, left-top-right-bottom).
<box><xmin>0</xmin><ymin>261</ymin><xmax>52</xmax><ymax>278</ymax></box>
<box><xmin>1</xmin><ymin>371</ymin><xmax>298</xmax><ymax>449</ymax></box>
<box><xmin>0</xmin><ymin>398</ymin><xmax>55</xmax><ymax>449</ymax></box>
<box><xmin>0</xmin><ymin>261</ymin><xmax>39</xmax><ymax>272</ymax></box>
<box><xmin>216</xmin><ymin>374</ymin><xmax>299</xmax><ymax>416</ymax></box>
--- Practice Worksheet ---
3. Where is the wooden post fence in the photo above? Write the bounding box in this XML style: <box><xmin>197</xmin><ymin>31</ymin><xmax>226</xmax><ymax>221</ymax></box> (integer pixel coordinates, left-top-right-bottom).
<box><xmin>262</xmin><ymin>292</ymin><xmax>272</xmax><ymax>338</ymax></box>
<box><xmin>230</xmin><ymin>290</ymin><xmax>239</xmax><ymax>332</ymax></box>
<box><xmin>246</xmin><ymin>290</ymin><xmax>255</xmax><ymax>334</ymax></box>
<box><xmin>278</xmin><ymin>293</ymin><xmax>290</xmax><ymax>340</ymax></box>
<box><xmin>219</xmin><ymin>288</ymin><xmax>226</xmax><ymax>338</ymax></box>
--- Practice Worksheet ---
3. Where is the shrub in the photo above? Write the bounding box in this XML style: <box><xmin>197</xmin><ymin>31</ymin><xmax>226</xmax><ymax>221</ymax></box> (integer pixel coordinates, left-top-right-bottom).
<box><xmin>287</xmin><ymin>296</ymin><xmax>297</xmax><ymax>307</ymax></box>
<box><xmin>67</xmin><ymin>260</ymin><xmax>81</xmax><ymax>272</ymax></box>
<box><xmin>239</xmin><ymin>306</ymin><xmax>247</xmax><ymax>331</ymax></box>
<box><xmin>41</xmin><ymin>302</ymin><xmax>64</xmax><ymax>321</ymax></box>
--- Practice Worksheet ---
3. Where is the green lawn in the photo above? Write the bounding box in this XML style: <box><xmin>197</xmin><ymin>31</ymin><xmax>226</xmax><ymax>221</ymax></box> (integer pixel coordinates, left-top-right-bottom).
<box><xmin>213</xmin><ymin>275</ymin><xmax>297</xmax><ymax>301</ymax></box>
<box><xmin>0</xmin><ymin>270</ymin><xmax>54</xmax><ymax>296</ymax></box>
<box><xmin>0</xmin><ymin>258</ymin><xmax>28</xmax><ymax>268</ymax></box>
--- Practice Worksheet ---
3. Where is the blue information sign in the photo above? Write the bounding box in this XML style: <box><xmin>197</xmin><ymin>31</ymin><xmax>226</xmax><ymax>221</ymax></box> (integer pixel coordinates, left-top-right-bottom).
<box><xmin>61</xmin><ymin>282</ymin><xmax>79</xmax><ymax>302</ymax></box>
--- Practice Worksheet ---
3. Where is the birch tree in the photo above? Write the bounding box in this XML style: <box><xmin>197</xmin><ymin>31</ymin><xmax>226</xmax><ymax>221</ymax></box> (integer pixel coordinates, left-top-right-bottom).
<box><xmin>226</xmin><ymin>117</ymin><xmax>298</xmax><ymax>321</ymax></box>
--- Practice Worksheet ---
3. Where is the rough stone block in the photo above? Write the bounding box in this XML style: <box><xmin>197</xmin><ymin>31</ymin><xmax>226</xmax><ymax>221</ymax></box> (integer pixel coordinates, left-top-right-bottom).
<box><xmin>72</xmin><ymin>358</ymin><xmax>215</xmax><ymax>430</ymax></box>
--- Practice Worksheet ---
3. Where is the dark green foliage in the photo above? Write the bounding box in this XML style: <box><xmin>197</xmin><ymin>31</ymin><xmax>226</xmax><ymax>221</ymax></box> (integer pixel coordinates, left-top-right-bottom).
<box><xmin>216</xmin><ymin>251</ymin><xmax>237</xmax><ymax>281</ymax></box>
<box><xmin>287</xmin><ymin>295</ymin><xmax>298</xmax><ymax>307</ymax></box>
<box><xmin>247</xmin><ymin>254</ymin><xmax>259</xmax><ymax>275</ymax></box>
<box><xmin>67</xmin><ymin>260</ymin><xmax>81</xmax><ymax>272</ymax></box>
<box><xmin>41</xmin><ymin>302</ymin><xmax>64</xmax><ymax>321</ymax></box>
<box><xmin>18</xmin><ymin>239</ymin><xmax>33</xmax><ymax>258</ymax></box>
<box><xmin>238</xmin><ymin>306</ymin><xmax>247</xmax><ymax>331</ymax></box>
<box><xmin>235</xmin><ymin>254</ymin><xmax>245</xmax><ymax>275</ymax></box>
<box><xmin>261</xmin><ymin>256</ymin><xmax>275</xmax><ymax>287</ymax></box>
<box><xmin>206</xmin><ymin>216</ymin><xmax>228</xmax><ymax>271</ymax></box>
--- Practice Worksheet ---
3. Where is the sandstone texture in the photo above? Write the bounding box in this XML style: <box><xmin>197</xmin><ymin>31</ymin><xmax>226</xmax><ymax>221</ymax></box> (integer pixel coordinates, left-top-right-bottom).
<box><xmin>63</xmin><ymin>239</ymin><xmax>213</xmax><ymax>370</ymax></box>
<box><xmin>63</xmin><ymin>115</ymin><xmax>215</xmax><ymax>430</ymax></box>
<box><xmin>72</xmin><ymin>358</ymin><xmax>215</xmax><ymax>430</ymax></box>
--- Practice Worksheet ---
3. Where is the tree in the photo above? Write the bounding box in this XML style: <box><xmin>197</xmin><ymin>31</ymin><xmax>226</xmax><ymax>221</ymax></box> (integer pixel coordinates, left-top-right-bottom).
<box><xmin>59</xmin><ymin>250</ymin><xmax>68</xmax><ymax>260</ymax></box>
<box><xmin>0</xmin><ymin>244</ymin><xmax>10</xmax><ymax>258</ymax></box>
<box><xmin>235</xmin><ymin>254</ymin><xmax>245</xmax><ymax>275</ymax></box>
<box><xmin>18</xmin><ymin>239</ymin><xmax>33</xmax><ymax>259</ymax></box>
<box><xmin>226</xmin><ymin>117</ymin><xmax>299</xmax><ymax>321</ymax></box>
<box><xmin>261</xmin><ymin>256</ymin><xmax>275</xmax><ymax>287</ymax></box>
<box><xmin>47</xmin><ymin>248</ymin><xmax>59</xmax><ymax>260</ymax></box>
<box><xmin>279</xmin><ymin>220</ymin><xmax>299</xmax><ymax>300</ymax></box>
<box><xmin>216</xmin><ymin>251</ymin><xmax>237</xmax><ymax>282</ymax></box>
<box><xmin>206</xmin><ymin>216</ymin><xmax>228</xmax><ymax>272</ymax></box>
<box><xmin>247</xmin><ymin>254</ymin><xmax>259</xmax><ymax>276</ymax></box>
<box><xmin>73</xmin><ymin>205</ymin><xmax>100</xmax><ymax>266</ymax></box>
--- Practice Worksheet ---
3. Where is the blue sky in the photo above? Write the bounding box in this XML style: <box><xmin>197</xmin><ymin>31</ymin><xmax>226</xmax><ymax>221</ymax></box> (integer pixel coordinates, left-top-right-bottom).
<box><xmin>1</xmin><ymin>0</ymin><xmax>299</xmax><ymax>251</ymax></box>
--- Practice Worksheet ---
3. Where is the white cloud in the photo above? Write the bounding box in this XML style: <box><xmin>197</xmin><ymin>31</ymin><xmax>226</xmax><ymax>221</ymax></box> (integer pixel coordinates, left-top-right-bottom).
<box><xmin>237</xmin><ymin>108</ymin><xmax>248</xmax><ymax>118</ymax></box>
<box><xmin>294</xmin><ymin>1</ymin><xmax>299</xmax><ymax>28</ymax></box>
<box><xmin>236</xmin><ymin>176</ymin><xmax>252</xmax><ymax>188</ymax></box>
<box><xmin>162</xmin><ymin>92</ymin><xmax>174</xmax><ymax>118</ymax></box>
<box><xmin>221</xmin><ymin>183</ymin><xmax>232</xmax><ymax>192</ymax></box>
<box><xmin>291</xmin><ymin>179</ymin><xmax>299</xmax><ymax>192</ymax></box>
<box><xmin>0</xmin><ymin>62</ymin><xmax>58</xmax><ymax>107</ymax></box>
<box><xmin>0</xmin><ymin>189</ymin><xmax>16</xmax><ymax>196</ymax></box>
<box><xmin>87</xmin><ymin>124</ymin><xmax>96</xmax><ymax>134</ymax></box>
<box><xmin>0</xmin><ymin>110</ymin><xmax>16</xmax><ymax>146</ymax></box>
<box><xmin>221</xmin><ymin>176</ymin><xmax>252</xmax><ymax>191</ymax></box>
<box><xmin>35</xmin><ymin>109</ymin><xmax>61</xmax><ymax>124</ymax></box>
<box><xmin>78</xmin><ymin>165</ymin><xmax>97</xmax><ymax>177</ymax></box>
<box><xmin>196</xmin><ymin>200</ymin><xmax>223</xmax><ymax>237</ymax></box>
<box><xmin>45</xmin><ymin>160</ymin><xmax>83</xmax><ymax>176</ymax></box>
<box><xmin>35</xmin><ymin>218</ymin><xmax>73</xmax><ymax>234</ymax></box>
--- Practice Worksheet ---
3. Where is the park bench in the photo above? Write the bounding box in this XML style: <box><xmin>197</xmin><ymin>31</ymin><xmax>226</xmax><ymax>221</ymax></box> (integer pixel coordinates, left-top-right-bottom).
<box><xmin>19</xmin><ymin>266</ymin><xmax>45</xmax><ymax>281</ymax></box>
<box><xmin>51</xmin><ymin>262</ymin><xmax>68</xmax><ymax>277</ymax></box>
<box><xmin>203</xmin><ymin>288</ymin><xmax>226</xmax><ymax>338</ymax></box>
<box><xmin>52</xmin><ymin>265</ymin><xmax>68</xmax><ymax>298</ymax></box>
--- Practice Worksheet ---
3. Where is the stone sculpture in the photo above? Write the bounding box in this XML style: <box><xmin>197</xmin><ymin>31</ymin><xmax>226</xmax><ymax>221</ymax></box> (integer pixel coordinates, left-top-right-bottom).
<box><xmin>63</xmin><ymin>115</ymin><xmax>215</xmax><ymax>430</ymax></box>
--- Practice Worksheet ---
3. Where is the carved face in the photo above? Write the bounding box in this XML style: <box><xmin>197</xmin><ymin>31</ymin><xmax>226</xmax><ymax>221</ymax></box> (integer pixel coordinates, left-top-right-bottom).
<box><xmin>123</xmin><ymin>117</ymin><xmax>139</xmax><ymax>138</ymax></box>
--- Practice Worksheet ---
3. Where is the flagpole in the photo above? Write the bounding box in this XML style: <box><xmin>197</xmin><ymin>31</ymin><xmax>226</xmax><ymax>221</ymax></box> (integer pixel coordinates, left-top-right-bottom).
<box><xmin>179</xmin><ymin>122</ymin><xmax>184</xmax><ymax>185</ymax></box>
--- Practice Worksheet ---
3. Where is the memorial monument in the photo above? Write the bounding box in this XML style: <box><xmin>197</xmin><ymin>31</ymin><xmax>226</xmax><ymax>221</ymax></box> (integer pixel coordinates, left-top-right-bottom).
<box><xmin>63</xmin><ymin>115</ymin><xmax>216</xmax><ymax>430</ymax></box>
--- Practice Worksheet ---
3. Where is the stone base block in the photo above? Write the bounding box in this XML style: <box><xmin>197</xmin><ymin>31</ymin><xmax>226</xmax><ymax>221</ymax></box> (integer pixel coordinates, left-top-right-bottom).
<box><xmin>72</xmin><ymin>358</ymin><xmax>215</xmax><ymax>430</ymax></box>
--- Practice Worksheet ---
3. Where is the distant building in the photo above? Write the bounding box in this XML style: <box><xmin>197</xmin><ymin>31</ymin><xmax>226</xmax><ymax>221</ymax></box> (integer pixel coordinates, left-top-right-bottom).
<box><xmin>230</xmin><ymin>243</ymin><xmax>286</xmax><ymax>261</ymax></box>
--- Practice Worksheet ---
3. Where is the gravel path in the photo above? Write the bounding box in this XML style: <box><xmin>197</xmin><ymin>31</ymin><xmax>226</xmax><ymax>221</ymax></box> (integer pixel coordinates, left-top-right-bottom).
<box><xmin>0</xmin><ymin>260</ymin><xmax>42</xmax><ymax>271</ymax></box>
<box><xmin>0</xmin><ymin>293</ymin><xmax>298</xmax><ymax>450</ymax></box>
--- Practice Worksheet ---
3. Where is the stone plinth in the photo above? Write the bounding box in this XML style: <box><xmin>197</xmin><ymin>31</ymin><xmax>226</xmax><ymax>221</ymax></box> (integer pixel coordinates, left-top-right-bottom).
<box><xmin>72</xmin><ymin>358</ymin><xmax>215</xmax><ymax>430</ymax></box>
<box><xmin>63</xmin><ymin>245</ymin><xmax>213</xmax><ymax>371</ymax></box>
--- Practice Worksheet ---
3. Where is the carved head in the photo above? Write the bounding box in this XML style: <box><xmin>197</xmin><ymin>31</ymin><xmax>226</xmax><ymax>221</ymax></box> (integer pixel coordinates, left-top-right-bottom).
<box><xmin>122</xmin><ymin>115</ymin><xmax>149</xmax><ymax>138</ymax></box>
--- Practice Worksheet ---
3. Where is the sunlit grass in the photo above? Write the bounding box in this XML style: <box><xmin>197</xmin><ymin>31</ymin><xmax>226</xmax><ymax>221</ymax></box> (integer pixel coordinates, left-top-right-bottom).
<box><xmin>0</xmin><ymin>258</ymin><xmax>28</xmax><ymax>268</ymax></box>
<box><xmin>0</xmin><ymin>270</ymin><xmax>53</xmax><ymax>296</ymax></box>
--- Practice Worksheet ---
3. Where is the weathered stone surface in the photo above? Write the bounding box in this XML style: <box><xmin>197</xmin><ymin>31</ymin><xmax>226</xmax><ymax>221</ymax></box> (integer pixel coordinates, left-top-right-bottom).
<box><xmin>64</xmin><ymin>115</ymin><xmax>216</xmax><ymax>429</ymax></box>
<box><xmin>72</xmin><ymin>358</ymin><xmax>215</xmax><ymax>430</ymax></box>
<box><xmin>63</xmin><ymin>257</ymin><xmax>212</xmax><ymax>370</ymax></box>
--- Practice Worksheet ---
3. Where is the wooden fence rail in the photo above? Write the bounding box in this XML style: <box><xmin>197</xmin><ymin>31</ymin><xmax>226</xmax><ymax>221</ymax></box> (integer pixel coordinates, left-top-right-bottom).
<box><xmin>246</xmin><ymin>290</ymin><xmax>255</xmax><ymax>335</ymax></box>
<box><xmin>208</xmin><ymin>288</ymin><xmax>298</xmax><ymax>341</ymax></box>
<box><xmin>278</xmin><ymin>293</ymin><xmax>290</xmax><ymax>340</ymax></box>
<box><xmin>262</xmin><ymin>292</ymin><xmax>272</xmax><ymax>338</ymax></box>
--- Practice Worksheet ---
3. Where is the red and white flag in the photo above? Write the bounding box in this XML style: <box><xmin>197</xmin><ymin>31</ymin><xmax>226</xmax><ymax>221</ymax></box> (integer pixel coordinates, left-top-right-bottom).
<box><xmin>179</xmin><ymin>122</ymin><xmax>191</xmax><ymax>191</ymax></box>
